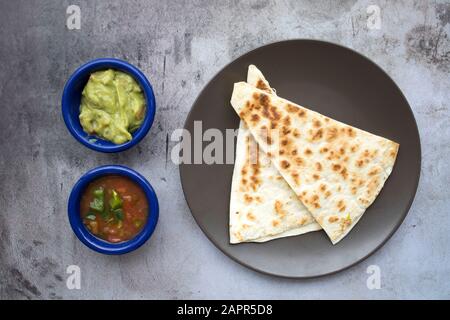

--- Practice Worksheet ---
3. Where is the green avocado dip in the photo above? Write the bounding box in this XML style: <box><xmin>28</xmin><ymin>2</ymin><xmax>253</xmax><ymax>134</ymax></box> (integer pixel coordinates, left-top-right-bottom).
<box><xmin>79</xmin><ymin>69</ymin><xmax>146</xmax><ymax>144</ymax></box>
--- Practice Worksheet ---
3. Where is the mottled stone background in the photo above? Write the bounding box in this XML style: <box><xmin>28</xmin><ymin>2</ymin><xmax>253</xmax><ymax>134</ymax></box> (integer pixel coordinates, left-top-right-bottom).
<box><xmin>0</xmin><ymin>0</ymin><xmax>449</xmax><ymax>299</ymax></box>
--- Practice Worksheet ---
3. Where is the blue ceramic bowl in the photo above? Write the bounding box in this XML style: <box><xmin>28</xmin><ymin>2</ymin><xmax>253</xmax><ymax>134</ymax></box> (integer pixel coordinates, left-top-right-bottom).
<box><xmin>68</xmin><ymin>165</ymin><xmax>159</xmax><ymax>255</ymax></box>
<box><xmin>62</xmin><ymin>58</ymin><xmax>156</xmax><ymax>153</ymax></box>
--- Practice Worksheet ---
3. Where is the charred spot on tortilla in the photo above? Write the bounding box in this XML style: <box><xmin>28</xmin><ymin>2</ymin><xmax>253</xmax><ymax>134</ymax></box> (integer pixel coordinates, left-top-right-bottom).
<box><xmin>328</xmin><ymin>216</ymin><xmax>339</xmax><ymax>223</ymax></box>
<box><xmin>274</xmin><ymin>200</ymin><xmax>287</xmax><ymax>218</ymax></box>
<box><xmin>280</xmin><ymin>160</ymin><xmax>290</xmax><ymax>169</ymax></box>
<box><xmin>283</xmin><ymin>116</ymin><xmax>291</xmax><ymax>126</ymax></box>
<box><xmin>295</xmin><ymin>157</ymin><xmax>304</xmax><ymax>166</ymax></box>
<box><xmin>256</xmin><ymin>79</ymin><xmax>270</xmax><ymax>92</ymax></box>
<box><xmin>340</xmin><ymin>167</ymin><xmax>348</xmax><ymax>179</ymax></box>
<box><xmin>311</xmin><ymin>128</ymin><xmax>323</xmax><ymax>141</ymax></box>
<box><xmin>291</xmin><ymin>172</ymin><xmax>300</xmax><ymax>185</ymax></box>
<box><xmin>368</xmin><ymin>167</ymin><xmax>379</xmax><ymax>176</ymax></box>
<box><xmin>250</xmin><ymin>114</ymin><xmax>260</xmax><ymax>123</ymax></box>
<box><xmin>347</xmin><ymin>127</ymin><xmax>356</xmax><ymax>137</ymax></box>
<box><xmin>285</xmin><ymin>103</ymin><xmax>298</xmax><ymax>113</ymax></box>
<box><xmin>326</xmin><ymin>127</ymin><xmax>339</xmax><ymax>142</ymax></box>
<box><xmin>282</xmin><ymin>126</ymin><xmax>291</xmax><ymax>136</ymax></box>
<box><xmin>244</xmin><ymin>194</ymin><xmax>253</xmax><ymax>204</ymax></box>
<box><xmin>315</xmin><ymin>162</ymin><xmax>323</xmax><ymax>171</ymax></box>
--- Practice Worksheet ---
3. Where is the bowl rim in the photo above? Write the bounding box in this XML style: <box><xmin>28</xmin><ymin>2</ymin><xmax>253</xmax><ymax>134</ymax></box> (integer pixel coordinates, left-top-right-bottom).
<box><xmin>61</xmin><ymin>58</ymin><xmax>156</xmax><ymax>153</ymax></box>
<box><xmin>68</xmin><ymin>165</ymin><xmax>159</xmax><ymax>255</ymax></box>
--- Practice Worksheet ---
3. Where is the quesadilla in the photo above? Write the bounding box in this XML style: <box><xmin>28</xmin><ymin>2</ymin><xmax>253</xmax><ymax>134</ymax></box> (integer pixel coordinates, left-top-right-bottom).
<box><xmin>230</xmin><ymin>81</ymin><xmax>399</xmax><ymax>244</ymax></box>
<box><xmin>229</xmin><ymin>66</ymin><xmax>321</xmax><ymax>244</ymax></box>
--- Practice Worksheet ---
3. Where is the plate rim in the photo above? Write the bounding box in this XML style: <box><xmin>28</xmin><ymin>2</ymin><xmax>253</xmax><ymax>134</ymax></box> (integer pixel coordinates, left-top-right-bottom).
<box><xmin>179</xmin><ymin>38</ymin><xmax>422</xmax><ymax>279</ymax></box>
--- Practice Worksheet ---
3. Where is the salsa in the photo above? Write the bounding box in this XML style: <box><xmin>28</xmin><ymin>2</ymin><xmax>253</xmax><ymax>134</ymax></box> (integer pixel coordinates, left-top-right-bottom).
<box><xmin>80</xmin><ymin>175</ymin><xmax>148</xmax><ymax>243</ymax></box>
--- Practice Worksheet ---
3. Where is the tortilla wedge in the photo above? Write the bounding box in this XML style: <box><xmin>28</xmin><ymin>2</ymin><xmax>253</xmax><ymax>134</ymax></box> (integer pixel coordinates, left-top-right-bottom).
<box><xmin>229</xmin><ymin>66</ymin><xmax>321</xmax><ymax>244</ymax></box>
<box><xmin>231</xmin><ymin>80</ymin><xmax>399</xmax><ymax>244</ymax></box>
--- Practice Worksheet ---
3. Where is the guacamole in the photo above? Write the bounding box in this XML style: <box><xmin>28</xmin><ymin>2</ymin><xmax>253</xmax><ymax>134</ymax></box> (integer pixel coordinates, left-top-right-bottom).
<box><xmin>79</xmin><ymin>69</ymin><xmax>146</xmax><ymax>144</ymax></box>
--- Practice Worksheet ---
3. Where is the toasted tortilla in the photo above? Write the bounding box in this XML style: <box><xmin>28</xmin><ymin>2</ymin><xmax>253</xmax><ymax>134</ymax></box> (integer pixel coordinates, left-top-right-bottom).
<box><xmin>231</xmin><ymin>81</ymin><xmax>399</xmax><ymax>244</ymax></box>
<box><xmin>229</xmin><ymin>65</ymin><xmax>321</xmax><ymax>244</ymax></box>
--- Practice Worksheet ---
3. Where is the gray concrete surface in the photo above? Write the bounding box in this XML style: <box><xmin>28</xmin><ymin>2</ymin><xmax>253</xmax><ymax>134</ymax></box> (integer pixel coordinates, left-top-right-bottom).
<box><xmin>0</xmin><ymin>0</ymin><xmax>449</xmax><ymax>299</ymax></box>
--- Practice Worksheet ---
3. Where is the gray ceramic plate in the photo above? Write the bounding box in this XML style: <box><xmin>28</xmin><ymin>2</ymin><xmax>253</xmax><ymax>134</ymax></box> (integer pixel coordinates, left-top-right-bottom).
<box><xmin>179</xmin><ymin>40</ymin><xmax>421</xmax><ymax>278</ymax></box>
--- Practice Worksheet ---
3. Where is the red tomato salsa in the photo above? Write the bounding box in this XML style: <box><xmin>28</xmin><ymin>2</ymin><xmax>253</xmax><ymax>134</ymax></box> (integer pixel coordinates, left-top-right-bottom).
<box><xmin>80</xmin><ymin>175</ymin><xmax>148</xmax><ymax>243</ymax></box>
